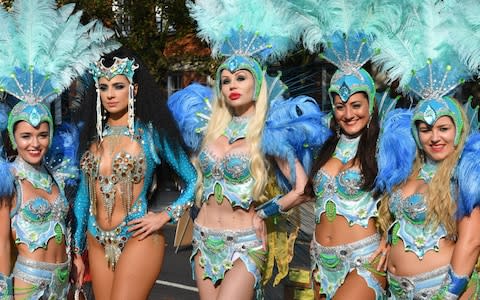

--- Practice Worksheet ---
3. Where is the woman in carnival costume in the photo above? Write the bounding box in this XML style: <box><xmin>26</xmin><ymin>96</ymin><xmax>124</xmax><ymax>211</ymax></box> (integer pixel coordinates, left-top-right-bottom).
<box><xmin>72</xmin><ymin>46</ymin><xmax>197</xmax><ymax>299</ymax></box>
<box><xmin>168</xmin><ymin>0</ymin><xmax>330</xmax><ymax>298</ymax></box>
<box><xmin>0</xmin><ymin>0</ymin><xmax>118</xmax><ymax>299</ymax></box>
<box><xmin>374</xmin><ymin>1</ymin><xmax>480</xmax><ymax>298</ymax></box>
<box><xmin>283</xmin><ymin>1</ymin><xmax>405</xmax><ymax>298</ymax></box>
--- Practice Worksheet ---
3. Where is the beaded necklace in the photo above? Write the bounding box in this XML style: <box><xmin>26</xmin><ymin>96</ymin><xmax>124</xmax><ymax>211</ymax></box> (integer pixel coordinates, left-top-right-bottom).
<box><xmin>223</xmin><ymin>116</ymin><xmax>250</xmax><ymax>144</ymax></box>
<box><xmin>333</xmin><ymin>134</ymin><xmax>361</xmax><ymax>164</ymax></box>
<box><xmin>14</xmin><ymin>156</ymin><xmax>53</xmax><ymax>193</ymax></box>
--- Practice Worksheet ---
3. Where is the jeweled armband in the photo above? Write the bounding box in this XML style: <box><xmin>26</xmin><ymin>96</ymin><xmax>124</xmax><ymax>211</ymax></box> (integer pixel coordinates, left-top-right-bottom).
<box><xmin>255</xmin><ymin>195</ymin><xmax>287</xmax><ymax>219</ymax></box>
<box><xmin>0</xmin><ymin>272</ymin><xmax>13</xmax><ymax>299</ymax></box>
<box><xmin>434</xmin><ymin>265</ymin><xmax>470</xmax><ymax>299</ymax></box>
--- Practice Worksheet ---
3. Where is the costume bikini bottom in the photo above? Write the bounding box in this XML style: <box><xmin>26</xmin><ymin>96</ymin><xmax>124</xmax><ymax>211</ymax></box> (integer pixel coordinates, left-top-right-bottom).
<box><xmin>310</xmin><ymin>233</ymin><xmax>386</xmax><ymax>300</ymax></box>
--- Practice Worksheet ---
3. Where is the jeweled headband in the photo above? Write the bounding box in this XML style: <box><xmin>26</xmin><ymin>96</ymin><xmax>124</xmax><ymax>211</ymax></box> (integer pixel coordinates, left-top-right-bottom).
<box><xmin>89</xmin><ymin>56</ymin><xmax>139</xmax><ymax>140</ymax></box>
<box><xmin>7</xmin><ymin>102</ymin><xmax>53</xmax><ymax>150</ymax></box>
<box><xmin>328</xmin><ymin>68</ymin><xmax>376</xmax><ymax>114</ymax></box>
<box><xmin>216</xmin><ymin>55</ymin><xmax>264</xmax><ymax>101</ymax></box>
<box><xmin>90</xmin><ymin>57</ymin><xmax>139</xmax><ymax>83</ymax></box>
<box><xmin>412</xmin><ymin>96</ymin><xmax>464</xmax><ymax>149</ymax></box>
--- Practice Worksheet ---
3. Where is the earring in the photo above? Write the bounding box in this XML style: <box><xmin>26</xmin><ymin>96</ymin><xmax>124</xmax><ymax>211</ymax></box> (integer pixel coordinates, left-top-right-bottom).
<box><xmin>336</xmin><ymin>125</ymin><xmax>340</xmax><ymax>138</ymax></box>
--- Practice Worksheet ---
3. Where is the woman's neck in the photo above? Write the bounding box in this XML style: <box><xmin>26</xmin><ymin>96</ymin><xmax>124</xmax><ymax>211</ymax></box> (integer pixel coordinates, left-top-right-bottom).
<box><xmin>107</xmin><ymin>112</ymin><xmax>129</xmax><ymax>126</ymax></box>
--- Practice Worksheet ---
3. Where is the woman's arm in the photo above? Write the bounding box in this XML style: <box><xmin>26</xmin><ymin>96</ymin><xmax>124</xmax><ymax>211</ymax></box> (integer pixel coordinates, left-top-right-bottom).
<box><xmin>446</xmin><ymin>208</ymin><xmax>480</xmax><ymax>297</ymax></box>
<box><xmin>256</xmin><ymin>158</ymin><xmax>310</xmax><ymax>220</ymax></box>
<box><xmin>72</xmin><ymin>173</ymin><xmax>90</xmax><ymax>255</ymax></box>
<box><xmin>0</xmin><ymin>200</ymin><xmax>11</xmax><ymax>275</ymax></box>
<box><xmin>153</xmin><ymin>129</ymin><xmax>197</xmax><ymax>223</ymax></box>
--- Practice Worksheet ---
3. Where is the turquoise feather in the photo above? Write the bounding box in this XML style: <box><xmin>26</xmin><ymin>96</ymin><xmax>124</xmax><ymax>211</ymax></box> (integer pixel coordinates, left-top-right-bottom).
<box><xmin>0</xmin><ymin>0</ymin><xmax>120</xmax><ymax>104</ymax></box>
<box><xmin>187</xmin><ymin>0</ymin><xmax>303</xmax><ymax>62</ymax></box>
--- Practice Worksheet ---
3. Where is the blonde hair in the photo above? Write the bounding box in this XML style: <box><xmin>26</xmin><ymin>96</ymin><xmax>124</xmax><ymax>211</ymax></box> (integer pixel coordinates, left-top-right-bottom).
<box><xmin>377</xmin><ymin>110</ymin><xmax>469</xmax><ymax>237</ymax></box>
<box><xmin>193</xmin><ymin>74</ymin><xmax>270</xmax><ymax>206</ymax></box>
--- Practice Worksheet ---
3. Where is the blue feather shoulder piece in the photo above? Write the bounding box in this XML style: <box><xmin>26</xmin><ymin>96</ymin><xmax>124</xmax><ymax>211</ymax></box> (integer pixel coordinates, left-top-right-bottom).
<box><xmin>456</xmin><ymin>132</ymin><xmax>480</xmax><ymax>218</ymax></box>
<box><xmin>263</xmin><ymin>96</ymin><xmax>331</xmax><ymax>191</ymax></box>
<box><xmin>167</xmin><ymin>83</ymin><xmax>213</xmax><ymax>152</ymax></box>
<box><xmin>375</xmin><ymin>108</ymin><xmax>416</xmax><ymax>193</ymax></box>
<box><xmin>45</xmin><ymin>122</ymin><xmax>80</xmax><ymax>189</ymax></box>
<box><xmin>0</xmin><ymin>158</ymin><xmax>14</xmax><ymax>198</ymax></box>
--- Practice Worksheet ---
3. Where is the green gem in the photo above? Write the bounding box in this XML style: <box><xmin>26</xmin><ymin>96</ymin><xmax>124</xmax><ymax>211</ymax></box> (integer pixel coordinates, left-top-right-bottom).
<box><xmin>206</xmin><ymin>236</ymin><xmax>225</xmax><ymax>252</ymax></box>
<box><xmin>320</xmin><ymin>253</ymin><xmax>340</xmax><ymax>268</ymax></box>
<box><xmin>55</xmin><ymin>267</ymin><xmax>69</xmax><ymax>283</ymax></box>
<box><xmin>391</xmin><ymin>222</ymin><xmax>400</xmax><ymax>246</ymax></box>
<box><xmin>54</xmin><ymin>223</ymin><xmax>63</xmax><ymax>245</ymax></box>
<box><xmin>325</xmin><ymin>200</ymin><xmax>336</xmax><ymax>222</ymax></box>
<box><xmin>214</xmin><ymin>182</ymin><xmax>224</xmax><ymax>204</ymax></box>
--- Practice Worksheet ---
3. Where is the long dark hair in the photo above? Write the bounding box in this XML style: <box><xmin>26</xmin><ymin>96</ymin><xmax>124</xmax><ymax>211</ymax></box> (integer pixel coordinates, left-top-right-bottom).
<box><xmin>76</xmin><ymin>47</ymin><xmax>181</xmax><ymax>154</ymax></box>
<box><xmin>310</xmin><ymin>95</ymin><xmax>380</xmax><ymax>191</ymax></box>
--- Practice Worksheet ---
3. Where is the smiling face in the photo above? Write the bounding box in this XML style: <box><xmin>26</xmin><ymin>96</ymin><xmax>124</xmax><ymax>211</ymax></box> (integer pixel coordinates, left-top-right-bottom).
<box><xmin>220</xmin><ymin>69</ymin><xmax>255</xmax><ymax>116</ymax></box>
<box><xmin>417</xmin><ymin>116</ymin><xmax>456</xmax><ymax>162</ymax></box>
<box><xmin>98</xmin><ymin>75</ymin><xmax>137</xmax><ymax>118</ymax></box>
<box><xmin>14</xmin><ymin>121</ymin><xmax>50</xmax><ymax>166</ymax></box>
<box><xmin>333</xmin><ymin>92</ymin><xmax>370</xmax><ymax>136</ymax></box>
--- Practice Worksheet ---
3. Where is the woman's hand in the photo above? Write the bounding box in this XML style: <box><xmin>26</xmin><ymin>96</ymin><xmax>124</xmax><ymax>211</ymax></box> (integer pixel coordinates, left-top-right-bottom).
<box><xmin>128</xmin><ymin>211</ymin><xmax>170</xmax><ymax>241</ymax></box>
<box><xmin>253</xmin><ymin>213</ymin><xmax>267</xmax><ymax>251</ymax></box>
<box><xmin>370</xmin><ymin>241</ymin><xmax>390</xmax><ymax>272</ymax></box>
<box><xmin>71</xmin><ymin>253</ymin><xmax>85</xmax><ymax>288</ymax></box>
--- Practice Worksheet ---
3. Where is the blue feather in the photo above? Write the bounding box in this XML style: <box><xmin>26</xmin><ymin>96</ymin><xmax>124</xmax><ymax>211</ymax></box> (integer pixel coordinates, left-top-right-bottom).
<box><xmin>375</xmin><ymin>108</ymin><xmax>416</xmax><ymax>193</ymax></box>
<box><xmin>375</xmin><ymin>89</ymin><xmax>399</xmax><ymax>124</ymax></box>
<box><xmin>45</xmin><ymin>122</ymin><xmax>80</xmax><ymax>188</ymax></box>
<box><xmin>167</xmin><ymin>83</ymin><xmax>213</xmax><ymax>151</ymax></box>
<box><xmin>456</xmin><ymin>133</ymin><xmax>480</xmax><ymax>218</ymax></box>
<box><xmin>464</xmin><ymin>96</ymin><xmax>479</xmax><ymax>133</ymax></box>
<box><xmin>0</xmin><ymin>159</ymin><xmax>14</xmax><ymax>198</ymax></box>
<box><xmin>263</xmin><ymin>96</ymin><xmax>331</xmax><ymax>191</ymax></box>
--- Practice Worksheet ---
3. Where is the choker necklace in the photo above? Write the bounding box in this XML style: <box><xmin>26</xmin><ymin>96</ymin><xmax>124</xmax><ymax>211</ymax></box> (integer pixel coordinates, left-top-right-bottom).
<box><xmin>102</xmin><ymin>124</ymin><xmax>130</xmax><ymax>137</ymax></box>
<box><xmin>14</xmin><ymin>157</ymin><xmax>53</xmax><ymax>193</ymax></box>
<box><xmin>417</xmin><ymin>158</ymin><xmax>438</xmax><ymax>183</ymax></box>
<box><xmin>224</xmin><ymin>116</ymin><xmax>250</xmax><ymax>144</ymax></box>
<box><xmin>333</xmin><ymin>134</ymin><xmax>361</xmax><ymax>164</ymax></box>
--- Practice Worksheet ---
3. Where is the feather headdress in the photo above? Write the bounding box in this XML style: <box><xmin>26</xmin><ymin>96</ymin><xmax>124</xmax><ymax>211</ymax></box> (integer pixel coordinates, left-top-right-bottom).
<box><xmin>285</xmin><ymin>0</ymin><xmax>401</xmax><ymax>112</ymax></box>
<box><xmin>0</xmin><ymin>0</ymin><xmax>120</xmax><ymax>105</ymax></box>
<box><xmin>0</xmin><ymin>0</ymin><xmax>119</xmax><ymax>149</ymax></box>
<box><xmin>371</xmin><ymin>0</ymin><xmax>471</xmax><ymax>97</ymax></box>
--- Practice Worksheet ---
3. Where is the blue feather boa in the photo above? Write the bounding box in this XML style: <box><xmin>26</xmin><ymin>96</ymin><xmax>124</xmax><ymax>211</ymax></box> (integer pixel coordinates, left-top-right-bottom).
<box><xmin>375</xmin><ymin>108</ymin><xmax>416</xmax><ymax>193</ymax></box>
<box><xmin>263</xmin><ymin>95</ymin><xmax>331</xmax><ymax>191</ymax></box>
<box><xmin>0</xmin><ymin>158</ymin><xmax>14</xmax><ymax>198</ymax></box>
<box><xmin>456</xmin><ymin>133</ymin><xmax>480</xmax><ymax>218</ymax></box>
<box><xmin>167</xmin><ymin>83</ymin><xmax>213</xmax><ymax>152</ymax></box>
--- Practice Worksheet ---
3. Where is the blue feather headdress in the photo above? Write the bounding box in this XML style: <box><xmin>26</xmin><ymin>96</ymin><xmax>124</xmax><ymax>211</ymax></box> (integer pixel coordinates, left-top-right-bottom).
<box><xmin>0</xmin><ymin>0</ymin><xmax>119</xmax><ymax>147</ymax></box>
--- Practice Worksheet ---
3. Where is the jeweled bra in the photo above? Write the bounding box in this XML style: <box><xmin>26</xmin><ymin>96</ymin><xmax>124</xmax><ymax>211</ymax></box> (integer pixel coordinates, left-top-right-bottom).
<box><xmin>198</xmin><ymin>148</ymin><xmax>254</xmax><ymax>209</ymax></box>
<box><xmin>313</xmin><ymin>168</ymin><xmax>378</xmax><ymax>227</ymax></box>
<box><xmin>388</xmin><ymin>190</ymin><xmax>448</xmax><ymax>259</ymax></box>
<box><xmin>80</xmin><ymin>125</ymin><xmax>146</xmax><ymax>221</ymax></box>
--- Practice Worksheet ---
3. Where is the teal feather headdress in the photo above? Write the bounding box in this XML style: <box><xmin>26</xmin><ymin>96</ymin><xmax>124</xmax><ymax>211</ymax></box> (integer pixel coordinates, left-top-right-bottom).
<box><xmin>187</xmin><ymin>0</ymin><xmax>302</xmax><ymax>100</ymax></box>
<box><xmin>284</xmin><ymin>0</ymin><xmax>401</xmax><ymax>113</ymax></box>
<box><xmin>371</xmin><ymin>0</ymin><xmax>471</xmax><ymax>96</ymax></box>
<box><xmin>0</xmin><ymin>0</ymin><xmax>120</xmax><ymax>148</ymax></box>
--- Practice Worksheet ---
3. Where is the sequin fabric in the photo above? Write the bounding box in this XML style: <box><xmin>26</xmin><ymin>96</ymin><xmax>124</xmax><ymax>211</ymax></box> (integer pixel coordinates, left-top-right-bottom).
<box><xmin>73</xmin><ymin>122</ymin><xmax>196</xmax><ymax>259</ymax></box>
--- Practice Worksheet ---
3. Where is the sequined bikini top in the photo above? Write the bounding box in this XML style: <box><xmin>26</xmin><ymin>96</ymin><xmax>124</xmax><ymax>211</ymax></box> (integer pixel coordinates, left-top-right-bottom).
<box><xmin>10</xmin><ymin>181</ymin><xmax>69</xmax><ymax>252</ymax></box>
<box><xmin>198</xmin><ymin>148</ymin><xmax>254</xmax><ymax>209</ymax></box>
<box><xmin>388</xmin><ymin>190</ymin><xmax>448</xmax><ymax>259</ymax></box>
<box><xmin>313</xmin><ymin>168</ymin><xmax>378</xmax><ymax>227</ymax></box>
<box><xmin>80</xmin><ymin>140</ymin><xmax>146</xmax><ymax>221</ymax></box>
